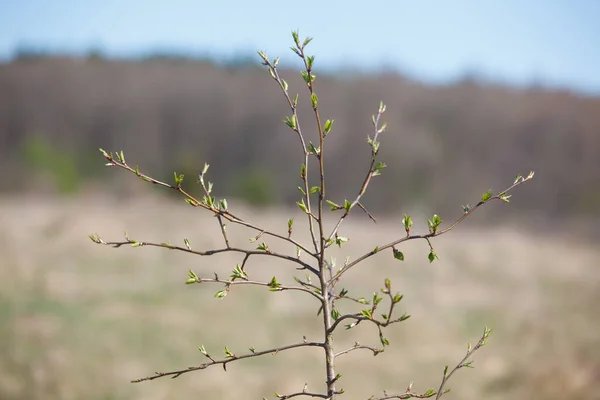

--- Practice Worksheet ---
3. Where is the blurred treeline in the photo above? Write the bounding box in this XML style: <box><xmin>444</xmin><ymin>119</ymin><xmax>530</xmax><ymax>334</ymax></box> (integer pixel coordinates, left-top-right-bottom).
<box><xmin>1</xmin><ymin>51</ymin><xmax>599</xmax><ymax>221</ymax></box>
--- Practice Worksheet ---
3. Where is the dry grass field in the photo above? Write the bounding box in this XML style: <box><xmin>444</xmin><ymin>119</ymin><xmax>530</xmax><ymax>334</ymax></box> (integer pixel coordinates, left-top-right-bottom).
<box><xmin>1</xmin><ymin>192</ymin><xmax>599</xmax><ymax>400</ymax></box>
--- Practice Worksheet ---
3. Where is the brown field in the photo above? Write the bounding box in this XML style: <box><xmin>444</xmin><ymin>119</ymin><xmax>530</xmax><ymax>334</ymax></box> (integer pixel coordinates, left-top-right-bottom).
<box><xmin>1</xmin><ymin>192</ymin><xmax>599</xmax><ymax>400</ymax></box>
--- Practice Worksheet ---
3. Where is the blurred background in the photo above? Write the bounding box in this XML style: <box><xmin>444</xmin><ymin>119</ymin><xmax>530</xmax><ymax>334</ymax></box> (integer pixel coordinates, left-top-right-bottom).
<box><xmin>1</xmin><ymin>1</ymin><xmax>599</xmax><ymax>399</ymax></box>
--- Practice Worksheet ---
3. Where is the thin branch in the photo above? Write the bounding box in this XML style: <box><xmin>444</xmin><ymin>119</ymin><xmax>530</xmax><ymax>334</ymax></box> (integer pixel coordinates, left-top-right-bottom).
<box><xmin>357</xmin><ymin>202</ymin><xmax>377</xmax><ymax>223</ymax></box>
<box><xmin>291</xmin><ymin>37</ymin><xmax>338</xmax><ymax>400</ymax></box>
<box><xmin>191</xmin><ymin>276</ymin><xmax>323</xmax><ymax>301</ymax></box>
<box><xmin>132</xmin><ymin>341</ymin><xmax>324</xmax><ymax>382</ymax></box>
<box><xmin>434</xmin><ymin>328</ymin><xmax>491</xmax><ymax>400</ymax></box>
<box><xmin>369</xmin><ymin>391</ymin><xmax>436</xmax><ymax>400</ymax></box>
<box><xmin>99</xmin><ymin>150</ymin><xmax>317</xmax><ymax>259</ymax></box>
<box><xmin>89</xmin><ymin>236</ymin><xmax>319</xmax><ymax>275</ymax></box>
<box><xmin>216</xmin><ymin>215</ymin><xmax>230</xmax><ymax>248</ymax></box>
<box><xmin>277</xmin><ymin>390</ymin><xmax>329</xmax><ymax>399</ymax></box>
<box><xmin>325</xmin><ymin>104</ymin><xmax>386</xmax><ymax>244</ymax></box>
<box><xmin>329</xmin><ymin>285</ymin><xmax>407</xmax><ymax>334</ymax></box>
<box><xmin>368</xmin><ymin>328</ymin><xmax>492</xmax><ymax>400</ymax></box>
<box><xmin>332</xmin><ymin>172</ymin><xmax>534</xmax><ymax>283</ymax></box>
<box><xmin>334</xmin><ymin>342</ymin><xmax>383</xmax><ymax>358</ymax></box>
<box><xmin>259</xmin><ymin>55</ymin><xmax>320</xmax><ymax>254</ymax></box>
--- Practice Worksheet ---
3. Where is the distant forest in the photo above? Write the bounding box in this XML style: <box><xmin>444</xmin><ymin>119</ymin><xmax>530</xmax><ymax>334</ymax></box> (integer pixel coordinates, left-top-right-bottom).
<box><xmin>1</xmin><ymin>51</ymin><xmax>599</xmax><ymax>222</ymax></box>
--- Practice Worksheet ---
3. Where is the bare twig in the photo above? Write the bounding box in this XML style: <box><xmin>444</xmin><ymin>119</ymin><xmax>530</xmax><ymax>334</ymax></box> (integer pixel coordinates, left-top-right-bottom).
<box><xmin>89</xmin><ymin>235</ymin><xmax>318</xmax><ymax>275</ymax></box>
<box><xmin>216</xmin><ymin>215</ymin><xmax>230</xmax><ymax>248</ymax></box>
<box><xmin>290</xmin><ymin>33</ymin><xmax>338</xmax><ymax>399</ymax></box>
<box><xmin>99</xmin><ymin>149</ymin><xmax>317</xmax><ymax>259</ymax></box>
<box><xmin>277</xmin><ymin>389</ymin><xmax>330</xmax><ymax>399</ymax></box>
<box><xmin>190</xmin><ymin>276</ymin><xmax>323</xmax><ymax>301</ymax></box>
<box><xmin>258</xmin><ymin>54</ymin><xmax>320</xmax><ymax>254</ymax></box>
<box><xmin>326</xmin><ymin>103</ymin><xmax>386</xmax><ymax>244</ymax></box>
<box><xmin>368</xmin><ymin>328</ymin><xmax>492</xmax><ymax>400</ymax></box>
<box><xmin>357</xmin><ymin>202</ymin><xmax>377</xmax><ymax>223</ymax></box>
<box><xmin>132</xmin><ymin>341</ymin><xmax>324</xmax><ymax>382</ymax></box>
<box><xmin>329</xmin><ymin>283</ymin><xmax>408</xmax><ymax>334</ymax></box>
<box><xmin>334</xmin><ymin>342</ymin><xmax>383</xmax><ymax>358</ymax></box>
<box><xmin>332</xmin><ymin>172</ymin><xmax>535</xmax><ymax>285</ymax></box>
<box><xmin>434</xmin><ymin>328</ymin><xmax>492</xmax><ymax>400</ymax></box>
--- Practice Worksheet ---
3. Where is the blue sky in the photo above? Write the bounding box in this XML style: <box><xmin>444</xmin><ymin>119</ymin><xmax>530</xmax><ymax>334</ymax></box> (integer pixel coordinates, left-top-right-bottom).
<box><xmin>1</xmin><ymin>0</ymin><xmax>599</xmax><ymax>94</ymax></box>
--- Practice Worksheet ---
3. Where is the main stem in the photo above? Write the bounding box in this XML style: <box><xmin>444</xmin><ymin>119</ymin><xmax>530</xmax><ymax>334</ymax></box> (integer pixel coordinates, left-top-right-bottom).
<box><xmin>315</xmin><ymin>103</ymin><xmax>335</xmax><ymax>399</ymax></box>
<box><xmin>320</xmin><ymin>266</ymin><xmax>335</xmax><ymax>398</ymax></box>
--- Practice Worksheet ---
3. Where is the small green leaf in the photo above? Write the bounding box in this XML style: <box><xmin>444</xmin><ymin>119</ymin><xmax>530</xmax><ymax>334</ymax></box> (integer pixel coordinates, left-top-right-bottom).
<box><xmin>393</xmin><ymin>248</ymin><xmax>404</xmax><ymax>261</ymax></box>
<box><xmin>300</xmin><ymin>163</ymin><xmax>306</xmax><ymax>179</ymax></box>
<box><xmin>230</xmin><ymin>264</ymin><xmax>248</xmax><ymax>280</ymax></box>
<box><xmin>186</xmin><ymin>269</ymin><xmax>199</xmax><ymax>284</ymax></box>
<box><xmin>198</xmin><ymin>345</ymin><xmax>207</xmax><ymax>355</ymax></box>
<box><xmin>219</xmin><ymin>198</ymin><xmax>228</xmax><ymax>210</ymax></box>
<box><xmin>443</xmin><ymin>365</ymin><xmax>449</xmax><ymax>377</ymax></box>
<box><xmin>224</xmin><ymin>346</ymin><xmax>234</xmax><ymax>358</ymax></box>
<box><xmin>331</xmin><ymin>308</ymin><xmax>340</xmax><ymax>320</ymax></box>
<box><xmin>367</xmin><ymin>136</ymin><xmax>380</xmax><ymax>154</ymax></box>
<box><xmin>402</xmin><ymin>214</ymin><xmax>413</xmax><ymax>232</ymax></box>
<box><xmin>372</xmin><ymin>292</ymin><xmax>383</xmax><ymax>305</ymax></box>
<box><xmin>361</xmin><ymin>309</ymin><xmax>372</xmax><ymax>319</ymax></box>
<box><xmin>324</xmin><ymin>119</ymin><xmax>334</xmax><ymax>134</ymax></box>
<box><xmin>344</xmin><ymin>199</ymin><xmax>352</xmax><ymax>212</ymax></box>
<box><xmin>183</xmin><ymin>238</ymin><xmax>191</xmax><ymax>250</ymax></box>
<box><xmin>311</xmin><ymin>93</ymin><xmax>318</xmax><ymax>108</ymax></box>
<box><xmin>393</xmin><ymin>293</ymin><xmax>404</xmax><ymax>304</ymax></box>
<box><xmin>481</xmin><ymin>189</ymin><xmax>493</xmax><ymax>202</ymax></box>
<box><xmin>339</xmin><ymin>288</ymin><xmax>348</xmax><ymax>297</ymax></box>
<box><xmin>357</xmin><ymin>297</ymin><xmax>369</xmax><ymax>305</ymax></box>
<box><xmin>268</xmin><ymin>276</ymin><xmax>280</xmax><ymax>290</ymax></box>
<box><xmin>514</xmin><ymin>174</ymin><xmax>523</xmax><ymax>185</ymax></box>
<box><xmin>284</xmin><ymin>115</ymin><xmax>297</xmax><ymax>130</ymax></box>
<box><xmin>215</xmin><ymin>290</ymin><xmax>227</xmax><ymax>299</ymax></box>
<box><xmin>202</xmin><ymin>163</ymin><xmax>210</xmax><ymax>174</ymax></box>
<box><xmin>173</xmin><ymin>172</ymin><xmax>184</xmax><ymax>187</ymax></box>
<box><xmin>326</xmin><ymin>199</ymin><xmax>341</xmax><ymax>211</ymax></box>
<box><xmin>257</xmin><ymin>242</ymin><xmax>269</xmax><ymax>252</ymax></box>
<box><xmin>335</xmin><ymin>236</ymin><xmax>348</xmax><ymax>248</ymax></box>
<box><xmin>373</xmin><ymin>246</ymin><xmax>379</xmax><ymax>253</ymax></box>
<box><xmin>399</xmin><ymin>313</ymin><xmax>410</xmax><ymax>321</ymax></box>
<box><xmin>424</xmin><ymin>389</ymin><xmax>435</xmax><ymax>396</ymax></box>
<box><xmin>380</xmin><ymin>336</ymin><xmax>390</xmax><ymax>346</ymax></box>
<box><xmin>291</xmin><ymin>30</ymin><xmax>300</xmax><ymax>46</ymax></box>
<box><xmin>384</xmin><ymin>278</ymin><xmax>391</xmax><ymax>291</ymax></box>
<box><xmin>428</xmin><ymin>251</ymin><xmax>438</xmax><ymax>263</ymax></box>
<box><xmin>301</xmin><ymin>70</ymin><xmax>310</xmax><ymax>83</ymax></box>
<box><xmin>249</xmin><ymin>346</ymin><xmax>255</xmax><ymax>353</ymax></box>
<box><xmin>309</xmin><ymin>186</ymin><xmax>320</xmax><ymax>194</ymax></box>
<box><xmin>297</xmin><ymin>199</ymin><xmax>308</xmax><ymax>213</ymax></box>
